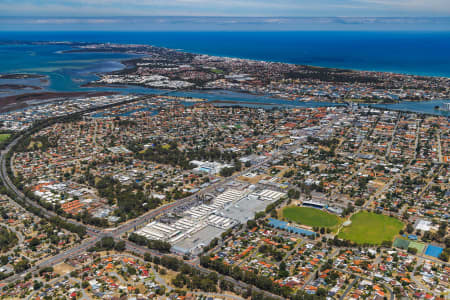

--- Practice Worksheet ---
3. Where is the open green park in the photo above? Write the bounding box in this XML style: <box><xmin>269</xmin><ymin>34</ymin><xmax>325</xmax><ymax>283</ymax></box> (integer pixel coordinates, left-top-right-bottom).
<box><xmin>338</xmin><ymin>211</ymin><xmax>404</xmax><ymax>245</ymax></box>
<box><xmin>0</xmin><ymin>133</ymin><xmax>10</xmax><ymax>142</ymax></box>
<box><xmin>282</xmin><ymin>206</ymin><xmax>341</xmax><ymax>229</ymax></box>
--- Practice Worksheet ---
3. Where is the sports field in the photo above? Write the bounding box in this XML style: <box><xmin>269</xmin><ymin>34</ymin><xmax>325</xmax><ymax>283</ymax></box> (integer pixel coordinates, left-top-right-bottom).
<box><xmin>338</xmin><ymin>211</ymin><xmax>404</xmax><ymax>245</ymax></box>
<box><xmin>282</xmin><ymin>206</ymin><xmax>341</xmax><ymax>228</ymax></box>
<box><xmin>409</xmin><ymin>241</ymin><xmax>426</xmax><ymax>254</ymax></box>
<box><xmin>0</xmin><ymin>134</ymin><xmax>10</xmax><ymax>142</ymax></box>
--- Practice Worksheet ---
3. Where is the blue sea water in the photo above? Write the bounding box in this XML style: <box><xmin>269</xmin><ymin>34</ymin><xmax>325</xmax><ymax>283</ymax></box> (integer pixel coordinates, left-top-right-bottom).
<box><xmin>1</xmin><ymin>31</ymin><xmax>450</xmax><ymax>77</ymax></box>
<box><xmin>0</xmin><ymin>31</ymin><xmax>449</xmax><ymax>114</ymax></box>
<box><xmin>0</xmin><ymin>43</ymin><xmax>134</xmax><ymax>94</ymax></box>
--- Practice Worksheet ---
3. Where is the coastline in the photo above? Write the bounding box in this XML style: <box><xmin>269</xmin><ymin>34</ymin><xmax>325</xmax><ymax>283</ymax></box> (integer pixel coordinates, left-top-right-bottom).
<box><xmin>65</xmin><ymin>42</ymin><xmax>449</xmax><ymax>105</ymax></box>
<box><xmin>0</xmin><ymin>91</ymin><xmax>118</xmax><ymax>113</ymax></box>
<box><xmin>0</xmin><ymin>39</ymin><xmax>449</xmax><ymax>116</ymax></box>
<box><xmin>0</xmin><ymin>84</ymin><xmax>42</xmax><ymax>91</ymax></box>
<box><xmin>43</xmin><ymin>31</ymin><xmax>450</xmax><ymax>78</ymax></box>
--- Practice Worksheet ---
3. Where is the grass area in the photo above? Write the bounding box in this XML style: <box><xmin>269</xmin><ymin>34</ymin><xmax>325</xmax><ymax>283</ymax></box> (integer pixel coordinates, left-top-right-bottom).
<box><xmin>0</xmin><ymin>133</ymin><xmax>10</xmax><ymax>142</ymax></box>
<box><xmin>210</xmin><ymin>68</ymin><xmax>224</xmax><ymax>74</ymax></box>
<box><xmin>338</xmin><ymin>211</ymin><xmax>404</xmax><ymax>245</ymax></box>
<box><xmin>393</xmin><ymin>237</ymin><xmax>410</xmax><ymax>249</ymax></box>
<box><xmin>27</xmin><ymin>141</ymin><xmax>42</xmax><ymax>150</ymax></box>
<box><xmin>409</xmin><ymin>241</ymin><xmax>426</xmax><ymax>254</ymax></box>
<box><xmin>282</xmin><ymin>206</ymin><xmax>341</xmax><ymax>228</ymax></box>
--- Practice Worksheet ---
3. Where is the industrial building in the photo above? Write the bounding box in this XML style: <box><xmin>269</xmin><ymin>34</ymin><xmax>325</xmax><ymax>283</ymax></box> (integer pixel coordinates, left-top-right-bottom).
<box><xmin>220</xmin><ymin>189</ymin><xmax>286</xmax><ymax>223</ymax></box>
<box><xmin>135</xmin><ymin>188</ymin><xmax>286</xmax><ymax>255</ymax></box>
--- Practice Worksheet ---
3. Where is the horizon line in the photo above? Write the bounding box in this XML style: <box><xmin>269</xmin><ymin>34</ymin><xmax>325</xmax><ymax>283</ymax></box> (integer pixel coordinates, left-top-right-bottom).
<box><xmin>2</xmin><ymin>16</ymin><xmax>450</xmax><ymax>18</ymax></box>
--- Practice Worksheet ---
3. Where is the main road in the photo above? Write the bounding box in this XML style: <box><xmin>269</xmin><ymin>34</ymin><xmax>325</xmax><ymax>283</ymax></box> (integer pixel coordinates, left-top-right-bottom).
<box><xmin>0</xmin><ymin>95</ymin><xmax>302</xmax><ymax>289</ymax></box>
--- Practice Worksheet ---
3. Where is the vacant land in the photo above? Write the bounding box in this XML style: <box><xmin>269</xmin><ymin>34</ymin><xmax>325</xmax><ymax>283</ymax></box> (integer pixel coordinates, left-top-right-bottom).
<box><xmin>282</xmin><ymin>206</ymin><xmax>341</xmax><ymax>228</ymax></box>
<box><xmin>53</xmin><ymin>263</ymin><xmax>75</xmax><ymax>276</ymax></box>
<box><xmin>338</xmin><ymin>211</ymin><xmax>404</xmax><ymax>245</ymax></box>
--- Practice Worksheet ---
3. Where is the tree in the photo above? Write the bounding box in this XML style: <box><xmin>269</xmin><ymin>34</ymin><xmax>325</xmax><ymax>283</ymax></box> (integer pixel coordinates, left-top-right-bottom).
<box><xmin>82</xmin><ymin>281</ymin><xmax>89</xmax><ymax>289</ymax></box>
<box><xmin>316</xmin><ymin>287</ymin><xmax>327</xmax><ymax>297</ymax></box>
<box><xmin>89</xmin><ymin>236</ymin><xmax>117</xmax><ymax>252</ymax></box>
<box><xmin>287</xmin><ymin>189</ymin><xmax>300</xmax><ymax>199</ymax></box>
<box><xmin>14</xmin><ymin>259</ymin><xmax>30</xmax><ymax>273</ymax></box>
<box><xmin>278</xmin><ymin>261</ymin><xmax>289</xmax><ymax>278</ymax></box>
<box><xmin>0</xmin><ymin>256</ymin><xmax>8</xmax><ymax>266</ymax></box>
<box><xmin>381</xmin><ymin>240</ymin><xmax>393</xmax><ymax>248</ymax></box>
<box><xmin>407</xmin><ymin>247</ymin><xmax>418</xmax><ymax>255</ymax></box>
<box><xmin>0</xmin><ymin>226</ymin><xmax>18</xmax><ymax>252</ymax></box>
<box><xmin>33</xmin><ymin>281</ymin><xmax>43</xmax><ymax>290</ymax></box>
<box><xmin>220</xmin><ymin>167</ymin><xmax>234</xmax><ymax>177</ymax></box>
<box><xmin>114</xmin><ymin>240</ymin><xmax>126</xmax><ymax>252</ymax></box>
<box><xmin>98</xmin><ymin>236</ymin><xmax>115</xmax><ymax>249</ymax></box>
<box><xmin>355</xmin><ymin>199</ymin><xmax>364</xmax><ymax>206</ymax></box>
<box><xmin>406</xmin><ymin>223</ymin><xmax>414</xmax><ymax>234</ymax></box>
<box><xmin>437</xmin><ymin>222</ymin><xmax>447</xmax><ymax>239</ymax></box>
<box><xmin>29</xmin><ymin>237</ymin><xmax>41</xmax><ymax>247</ymax></box>
<box><xmin>439</xmin><ymin>248</ymin><xmax>449</xmax><ymax>262</ymax></box>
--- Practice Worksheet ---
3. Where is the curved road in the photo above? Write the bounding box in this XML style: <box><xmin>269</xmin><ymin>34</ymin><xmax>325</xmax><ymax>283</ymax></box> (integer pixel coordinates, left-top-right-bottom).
<box><xmin>0</xmin><ymin>98</ymin><xmax>297</xmax><ymax>300</ymax></box>
<box><xmin>0</xmin><ymin>132</ymin><xmax>277</xmax><ymax>287</ymax></box>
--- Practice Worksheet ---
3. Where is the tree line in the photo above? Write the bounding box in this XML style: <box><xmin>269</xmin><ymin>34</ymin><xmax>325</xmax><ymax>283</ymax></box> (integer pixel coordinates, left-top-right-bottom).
<box><xmin>128</xmin><ymin>233</ymin><xmax>172</xmax><ymax>252</ymax></box>
<box><xmin>0</xmin><ymin>225</ymin><xmax>17</xmax><ymax>252</ymax></box>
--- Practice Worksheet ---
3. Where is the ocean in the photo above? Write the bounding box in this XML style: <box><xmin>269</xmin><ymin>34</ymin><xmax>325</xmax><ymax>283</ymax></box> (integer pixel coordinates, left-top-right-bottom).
<box><xmin>2</xmin><ymin>31</ymin><xmax>450</xmax><ymax>77</ymax></box>
<box><xmin>0</xmin><ymin>31</ymin><xmax>449</xmax><ymax>115</ymax></box>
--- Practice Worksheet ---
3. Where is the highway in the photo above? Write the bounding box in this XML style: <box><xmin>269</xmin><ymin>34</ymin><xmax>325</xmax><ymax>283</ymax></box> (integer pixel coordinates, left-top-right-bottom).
<box><xmin>0</xmin><ymin>97</ymin><xmax>446</xmax><ymax>300</ymax></box>
<box><xmin>0</xmin><ymin>96</ymin><xmax>303</xmax><ymax>297</ymax></box>
<box><xmin>0</xmin><ymin>99</ymin><xmax>446</xmax><ymax>299</ymax></box>
<box><xmin>0</xmin><ymin>95</ymin><xmax>344</xmax><ymax>300</ymax></box>
<box><xmin>1</xmin><ymin>136</ymin><xmax>101</xmax><ymax>236</ymax></box>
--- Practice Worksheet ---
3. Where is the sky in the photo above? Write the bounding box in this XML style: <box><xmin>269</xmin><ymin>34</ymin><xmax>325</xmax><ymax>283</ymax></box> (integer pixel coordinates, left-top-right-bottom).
<box><xmin>1</xmin><ymin>0</ymin><xmax>450</xmax><ymax>17</ymax></box>
<box><xmin>0</xmin><ymin>0</ymin><xmax>450</xmax><ymax>31</ymax></box>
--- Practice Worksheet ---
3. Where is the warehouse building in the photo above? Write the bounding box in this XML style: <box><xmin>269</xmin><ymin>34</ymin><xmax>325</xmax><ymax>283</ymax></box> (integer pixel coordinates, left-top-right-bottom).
<box><xmin>135</xmin><ymin>188</ymin><xmax>285</xmax><ymax>256</ymax></box>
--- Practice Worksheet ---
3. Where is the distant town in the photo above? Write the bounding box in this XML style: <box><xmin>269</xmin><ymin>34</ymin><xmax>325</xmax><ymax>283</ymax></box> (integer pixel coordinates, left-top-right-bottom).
<box><xmin>73</xmin><ymin>42</ymin><xmax>450</xmax><ymax>103</ymax></box>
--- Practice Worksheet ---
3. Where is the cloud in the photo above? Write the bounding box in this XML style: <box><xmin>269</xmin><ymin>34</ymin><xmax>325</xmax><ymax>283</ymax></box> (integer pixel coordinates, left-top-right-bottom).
<box><xmin>29</xmin><ymin>18</ymin><xmax>118</xmax><ymax>24</ymax></box>
<box><xmin>1</xmin><ymin>16</ymin><xmax>450</xmax><ymax>32</ymax></box>
<box><xmin>0</xmin><ymin>0</ymin><xmax>449</xmax><ymax>17</ymax></box>
<box><xmin>355</xmin><ymin>0</ymin><xmax>450</xmax><ymax>11</ymax></box>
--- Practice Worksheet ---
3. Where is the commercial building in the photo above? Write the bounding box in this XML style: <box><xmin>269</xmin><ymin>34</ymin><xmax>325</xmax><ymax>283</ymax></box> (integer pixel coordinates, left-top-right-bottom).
<box><xmin>190</xmin><ymin>160</ymin><xmax>234</xmax><ymax>175</ymax></box>
<box><xmin>135</xmin><ymin>188</ymin><xmax>286</xmax><ymax>255</ymax></box>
